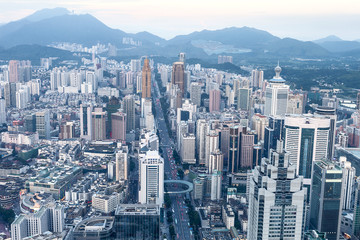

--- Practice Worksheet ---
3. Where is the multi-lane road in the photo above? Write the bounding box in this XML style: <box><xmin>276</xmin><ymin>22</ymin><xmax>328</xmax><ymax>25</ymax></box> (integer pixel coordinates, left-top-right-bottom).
<box><xmin>152</xmin><ymin>79</ymin><xmax>194</xmax><ymax>240</ymax></box>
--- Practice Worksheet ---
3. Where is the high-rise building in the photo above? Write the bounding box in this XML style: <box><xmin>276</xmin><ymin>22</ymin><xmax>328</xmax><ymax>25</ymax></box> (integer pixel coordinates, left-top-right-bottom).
<box><xmin>80</xmin><ymin>104</ymin><xmax>93</xmax><ymax>140</ymax></box>
<box><xmin>287</xmin><ymin>93</ymin><xmax>304</xmax><ymax>114</ymax></box>
<box><xmin>24</xmin><ymin>114</ymin><xmax>36</xmax><ymax>132</ymax></box>
<box><xmin>141</xmin><ymin>58</ymin><xmax>151</xmax><ymax>98</ymax></box>
<box><xmin>251</xmin><ymin>69</ymin><xmax>264</xmax><ymax>88</ymax></box>
<box><xmin>237</xmin><ymin>87</ymin><xmax>251</xmax><ymax>111</ymax></box>
<box><xmin>116</xmin><ymin>148</ymin><xmax>128</xmax><ymax>181</ymax></box>
<box><xmin>111</xmin><ymin>112</ymin><xmax>126</xmax><ymax>141</ymax></box>
<box><xmin>353</xmin><ymin>179</ymin><xmax>360</xmax><ymax>239</ymax></box>
<box><xmin>251</xmin><ymin>114</ymin><xmax>268</xmax><ymax>141</ymax></box>
<box><xmin>9</xmin><ymin>60</ymin><xmax>19</xmax><ymax>83</ymax></box>
<box><xmin>309</xmin><ymin>159</ymin><xmax>344</xmax><ymax>240</ymax></box>
<box><xmin>130</xmin><ymin>59</ymin><xmax>141</xmax><ymax>72</ymax></box>
<box><xmin>190</xmin><ymin>82</ymin><xmax>202</xmax><ymax>107</ymax></box>
<box><xmin>211</xmin><ymin>170</ymin><xmax>222</xmax><ymax>201</ymax></box>
<box><xmin>11</xmin><ymin>204</ymin><xmax>64</xmax><ymax>240</ymax></box>
<box><xmin>284</xmin><ymin>115</ymin><xmax>330</xmax><ymax>179</ymax></box>
<box><xmin>36</xmin><ymin>110</ymin><xmax>50</xmax><ymax>139</ymax></box>
<box><xmin>171</xmin><ymin>62</ymin><xmax>185</xmax><ymax>96</ymax></box>
<box><xmin>123</xmin><ymin>95</ymin><xmax>135</xmax><ymax>132</ymax></box>
<box><xmin>0</xmin><ymin>99</ymin><xmax>6</xmax><ymax>124</ymax></box>
<box><xmin>264</xmin><ymin>115</ymin><xmax>285</xmax><ymax>158</ymax></box>
<box><xmin>315</xmin><ymin>106</ymin><xmax>337</xmax><ymax>160</ymax></box>
<box><xmin>264</xmin><ymin>64</ymin><xmax>289</xmax><ymax>116</ymax></box>
<box><xmin>248</xmin><ymin>141</ymin><xmax>307</xmax><ymax>240</ymax></box>
<box><xmin>5</xmin><ymin>82</ymin><xmax>17</xmax><ymax>107</ymax></box>
<box><xmin>115</xmin><ymin>204</ymin><xmax>160</xmax><ymax>240</ymax></box>
<box><xmin>228</xmin><ymin>125</ymin><xmax>240</xmax><ymax>173</ymax></box>
<box><xmin>239</xmin><ymin>127</ymin><xmax>257</xmax><ymax>170</ymax></box>
<box><xmin>91</xmin><ymin>108</ymin><xmax>107</xmax><ymax>140</ymax></box>
<box><xmin>193</xmin><ymin>177</ymin><xmax>205</xmax><ymax>200</ymax></box>
<box><xmin>179</xmin><ymin>52</ymin><xmax>186</xmax><ymax>64</ymax></box>
<box><xmin>139</xmin><ymin>151</ymin><xmax>164</xmax><ymax>205</ymax></box>
<box><xmin>59</xmin><ymin>121</ymin><xmax>75</xmax><ymax>139</ymax></box>
<box><xmin>339</xmin><ymin>156</ymin><xmax>355</xmax><ymax>210</ymax></box>
<box><xmin>208</xmin><ymin>149</ymin><xmax>223</xmax><ymax>174</ymax></box>
<box><xmin>205</xmin><ymin>130</ymin><xmax>219</xmax><ymax>167</ymax></box>
<box><xmin>209</xmin><ymin>89</ymin><xmax>221</xmax><ymax>112</ymax></box>
<box><xmin>15</xmin><ymin>87</ymin><xmax>29</xmax><ymax>109</ymax></box>
<box><xmin>196</xmin><ymin>119</ymin><xmax>208</xmax><ymax>165</ymax></box>
<box><xmin>181</xmin><ymin>133</ymin><xmax>196</xmax><ymax>164</ymax></box>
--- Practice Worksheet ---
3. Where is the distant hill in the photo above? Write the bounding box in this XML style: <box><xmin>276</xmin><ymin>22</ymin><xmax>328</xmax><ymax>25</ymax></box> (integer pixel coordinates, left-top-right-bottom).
<box><xmin>132</xmin><ymin>31</ymin><xmax>166</xmax><ymax>45</ymax></box>
<box><xmin>23</xmin><ymin>7</ymin><xmax>70</xmax><ymax>22</ymax></box>
<box><xmin>167</xmin><ymin>27</ymin><xmax>279</xmax><ymax>50</ymax></box>
<box><xmin>317</xmin><ymin>40</ymin><xmax>360</xmax><ymax>53</ymax></box>
<box><xmin>0</xmin><ymin>8</ymin><xmax>357</xmax><ymax>59</ymax></box>
<box><xmin>0</xmin><ymin>44</ymin><xmax>77</xmax><ymax>64</ymax></box>
<box><xmin>0</xmin><ymin>14</ymin><xmax>129</xmax><ymax>48</ymax></box>
<box><xmin>267</xmin><ymin>38</ymin><xmax>330</xmax><ymax>57</ymax></box>
<box><xmin>313</xmin><ymin>35</ymin><xmax>343</xmax><ymax>44</ymax></box>
<box><xmin>313</xmin><ymin>35</ymin><xmax>360</xmax><ymax>53</ymax></box>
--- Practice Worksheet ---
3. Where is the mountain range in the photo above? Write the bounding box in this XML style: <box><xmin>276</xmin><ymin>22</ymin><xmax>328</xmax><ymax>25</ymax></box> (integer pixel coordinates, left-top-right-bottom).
<box><xmin>0</xmin><ymin>8</ymin><xmax>359</xmax><ymax>60</ymax></box>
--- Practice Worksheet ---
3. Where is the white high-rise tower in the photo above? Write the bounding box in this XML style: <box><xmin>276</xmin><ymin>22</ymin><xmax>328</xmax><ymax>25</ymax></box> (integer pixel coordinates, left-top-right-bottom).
<box><xmin>264</xmin><ymin>63</ymin><xmax>289</xmax><ymax>116</ymax></box>
<box><xmin>139</xmin><ymin>151</ymin><xmax>164</xmax><ymax>205</ymax></box>
<box><xmin>284</xmin><ymin>114</ymin><xmax>330</xmax><ymax>181</ymax></box>
<box><xmin>247</xmin><ymin>141</ymin><xmax>307</xmax><ymax>240</ymax></box>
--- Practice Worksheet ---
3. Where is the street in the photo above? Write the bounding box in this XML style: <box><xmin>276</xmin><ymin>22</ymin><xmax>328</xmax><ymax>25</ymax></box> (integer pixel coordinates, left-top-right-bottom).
<box><xmin>152</xmin><ymin>78</ymin><xmax>193</xmax><ymax>240</ymax></box>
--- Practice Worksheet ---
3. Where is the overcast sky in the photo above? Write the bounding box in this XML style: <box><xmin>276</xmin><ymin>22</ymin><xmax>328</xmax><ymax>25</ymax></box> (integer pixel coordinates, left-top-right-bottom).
<box><xmin>0</xmin><ymin>0</ymin><xmax>359</xmax><ymax>41</ymax></box>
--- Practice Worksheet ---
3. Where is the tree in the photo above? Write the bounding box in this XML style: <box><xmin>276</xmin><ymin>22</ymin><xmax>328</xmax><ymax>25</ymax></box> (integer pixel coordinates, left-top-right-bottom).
<box><xmin>0</xmin><ymin>207</ymin><xmax>15</xmax><ymax>225</ymax></box>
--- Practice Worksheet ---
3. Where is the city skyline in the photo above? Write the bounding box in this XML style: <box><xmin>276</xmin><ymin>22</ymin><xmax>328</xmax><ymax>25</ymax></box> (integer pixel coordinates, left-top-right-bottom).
<box><xmin>0</xmin><ymin>0</ymin><xmax>360</xmax><ymax>40</ymax></box>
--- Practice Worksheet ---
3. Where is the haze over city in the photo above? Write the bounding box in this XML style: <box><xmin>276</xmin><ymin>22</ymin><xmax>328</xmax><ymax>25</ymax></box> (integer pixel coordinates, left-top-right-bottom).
<box><xmin>1</xmin><ymin>1</ymin><xmax>360</xmax><ymax>240</ymax></box>
<box><xmin>0</xmin><ymin>0</ymin><xmax>360</xmax><ymax>40</ymax></box>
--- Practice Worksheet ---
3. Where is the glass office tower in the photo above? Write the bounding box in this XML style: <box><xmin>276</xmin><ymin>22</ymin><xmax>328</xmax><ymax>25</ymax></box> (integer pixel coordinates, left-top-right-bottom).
<box><xmin>115</xmin><ymin>204</ymin><xmax>160</xmax><ymax>240</ymax></box>
<box><xmin>309</xmin><ymin>160</ymin><xmax>344</xmax><ymax>240</ymax></box>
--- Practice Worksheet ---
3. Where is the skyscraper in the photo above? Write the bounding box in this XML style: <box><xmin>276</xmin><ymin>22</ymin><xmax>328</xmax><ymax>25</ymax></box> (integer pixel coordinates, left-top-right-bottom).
<box><xmin>180</xmin><ymin>133</ymin><xmax>196</xmax><ymax>164</ymax></box>
<box><xmin>264</xmin><ymin>115</ymin><xmax>285</xmax><ymax>158</ymax></box>
<box><xmin>91</xmin><ymin>108</ymin><xmax>107</xmax><ymax>140</ymax></box>
<box><xmin>353</xmin><ymin>179</ymin><xmax>360</xmax><ymax>239</ymax></box>
<box><xmin>115</xmin><ymin>204</ymin><xmax>160</xmax><ymax>240</ymax></box>
<box><xmin>248</xmin><ymin>141</ymin><xmax>307</xmax><ymax>240</ymax></box>
<box><xmin>237</xmin><ymin>87</ymin><xmax>251</xmax><ymax>111</ymax></box>
<box><xmin>211</xmin><ymin>170</ymin><xmax>222</xmax><ymax>201</ymax></box>
<box><xmin>9</xmin><ymin>60</ymin><xmax>19</xmax><ymax>83</ymax></box>
<box><xmin>315</xmin><ymin>106</ymin><xmax>337</xmax><ymax>160</ymax></box>
<box><xmin>116</xmin><ymin>148</ymin><xmax>128</xmax><ymax>181</ymax></box>
<box><xmin>339</xmin><ymin>156</ymin><xmax>355</xmax><ymax>210</ymax></box>
<box><xmin>171</xmin><ymin>62</ymin><xmax>185</xmax><ymax>96</ymax></box>
<box><xmin>208</xmin><ymin>149</ymin><xmax>223</xmax><ymax>174</ymax></box>
<box><xmin>139</xmin><ymin>151</ymin><xmax>164</xmax><ymax>205</ymax></box>
<box><xmin>5</xmin><ymin>82</ymin><xmax>17</xmax><ymax>107</ymax></box>
<box><xmin>205</xmin><ymin>130</ymin><xmax>219</xmax><ymax>167</ymax></box>
<box><xmin>111</xmin><ymin>112</ymin><xmax>126</xmax><ymax>141</ymax></box>
<box><xmin>228</xmin><ymin>125</ymin><xmax>240</xmax><ymax>173</ymax></box>
<box><xmin>239</xmin><ymin>127</ymin><xmax>257</xmax><ymax>170</ymax></box>
<box><xmin>141</xmin><ymin>58</ymin><xmax>151</xmax><ymax>98</ymax></box>
<box><xmin>209</xmin><ymin>89</ymin><xmax>221</xmax><ymax>112</ymax></box>
<box><xmin>196</xmin><ymin>119</ymin><xmax>208</xmax><ymax>165</ymax></box>
<box><xmin>36</xmin><ymin>110</ymin><xmax>50</xmax><ymax>139</ymax></box>
<box><xmin>80</xmin><ymin>104</ymin><xmax>93</xmax><ymax>140</ymax></box>
<box><xmin>284</xmin><ymin>114</ymin><xmax>330</xmax><ymax>179</ymax></box>
<box><xmin>59</xmin><ymin>121</ymin><xmax>75</xmax><ymax>139</ymax></box>
<box><xmin>179</xmin><ymin>52</ymin><xmax>186</xmax><ymax>64</ymax></box>
<box><xmin>123</xmin><ymin>95</ymin><xmax>135</xmax><ymax>132</ymax></box>
<box><xmin>264</xmin><ymin>64</ymin><xmax>289</xmax><ymax>116</ymax></box>
<box><xmin>309</xmin><ymin>159</ymin><xmax>344</xmax><ymax>240</ymax></box>
<box><xmin>190</xmin><ymin>82</ymin><xmax>202</xmax><ymax>107</ymax></box>
<box><xmin>0</xmin><ymin>99</ymin><xmax>6</xmax><ymax>124</ymax></box>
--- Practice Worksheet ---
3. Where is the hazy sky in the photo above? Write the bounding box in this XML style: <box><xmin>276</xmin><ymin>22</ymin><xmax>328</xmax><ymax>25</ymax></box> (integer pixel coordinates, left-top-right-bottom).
<box><xmin>0</xmin><ymin>0</ymin><xmax>359</xmax><ymax>40</ymax></box>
